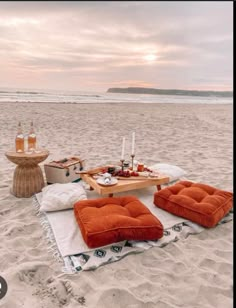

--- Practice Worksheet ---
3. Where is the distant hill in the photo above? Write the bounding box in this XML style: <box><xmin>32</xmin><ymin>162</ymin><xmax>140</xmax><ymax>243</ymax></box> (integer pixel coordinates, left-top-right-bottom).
<box><xmin>107</xmin><ymin>87</ymin><xmax>233</xmax><ymax>98</ymax></box>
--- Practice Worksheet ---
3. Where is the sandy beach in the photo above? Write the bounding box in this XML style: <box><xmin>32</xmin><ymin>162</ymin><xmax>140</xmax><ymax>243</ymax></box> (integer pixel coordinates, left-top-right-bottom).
<box><xmin>0</xmin><ymin>102</ymin><xmax>233</xmax><ymax>308</ymax></box>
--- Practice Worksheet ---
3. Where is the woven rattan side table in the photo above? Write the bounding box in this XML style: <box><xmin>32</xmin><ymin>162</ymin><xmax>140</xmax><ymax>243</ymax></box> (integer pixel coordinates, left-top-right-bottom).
<box><xmin>5</xmin><ymin>150</ymin><xmax>50</xmax><ymax>198</ymax></box>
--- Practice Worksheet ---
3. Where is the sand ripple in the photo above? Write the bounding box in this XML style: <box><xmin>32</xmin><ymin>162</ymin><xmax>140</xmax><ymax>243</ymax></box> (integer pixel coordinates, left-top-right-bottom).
<box><xmin>0</xmin><ymin>102</ymin><xmax>233</xmax><ymax>307</ymax></box>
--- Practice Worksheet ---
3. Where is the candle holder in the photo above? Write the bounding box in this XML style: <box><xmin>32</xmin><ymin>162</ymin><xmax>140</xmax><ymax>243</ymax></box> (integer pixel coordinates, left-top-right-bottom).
<box><xmin>120</xmin><ymin>159</ymin><xmax>125</xmax><ymax>171</ymax></box>
<box><xmin>130</xmin><ymin>154</ymin><xmax>135</xmax><ymax>170</ymax></box>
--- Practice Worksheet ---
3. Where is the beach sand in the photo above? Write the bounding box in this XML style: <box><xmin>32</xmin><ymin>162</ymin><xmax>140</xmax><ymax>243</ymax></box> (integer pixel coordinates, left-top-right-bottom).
<box><xmin>0</xmin><ymin>102</ymin><xmax>233</xmax><ymax>308</ymax></box>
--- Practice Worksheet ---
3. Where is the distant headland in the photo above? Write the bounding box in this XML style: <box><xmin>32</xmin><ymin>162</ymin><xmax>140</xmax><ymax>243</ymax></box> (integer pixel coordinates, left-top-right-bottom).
<box><xmin>107</xmin><ymin>87</ymin><xmax>233</xmax><ymax>98</ymax></box>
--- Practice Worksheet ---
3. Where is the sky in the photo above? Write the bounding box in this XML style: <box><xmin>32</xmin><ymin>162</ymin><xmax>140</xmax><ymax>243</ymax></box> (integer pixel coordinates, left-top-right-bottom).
<box><xmin>0</xmin><ymin>1</ymin><xmax>233</xmax><ymax>92</ymax></box>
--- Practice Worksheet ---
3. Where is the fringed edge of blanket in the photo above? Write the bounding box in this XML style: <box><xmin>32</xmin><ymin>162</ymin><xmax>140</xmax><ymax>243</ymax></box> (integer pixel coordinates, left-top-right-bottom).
<box><xmin>32</xmin><ymin>195</ymin><xmax>73</xmax><ymax>273</ymax></box>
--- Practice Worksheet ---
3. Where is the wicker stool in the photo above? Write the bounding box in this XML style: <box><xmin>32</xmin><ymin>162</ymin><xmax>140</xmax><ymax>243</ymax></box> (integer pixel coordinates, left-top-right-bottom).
<box><xmin>5</xmin><ymin>150</ymin><xmax>49</xmax><ymax>198</ymax></box>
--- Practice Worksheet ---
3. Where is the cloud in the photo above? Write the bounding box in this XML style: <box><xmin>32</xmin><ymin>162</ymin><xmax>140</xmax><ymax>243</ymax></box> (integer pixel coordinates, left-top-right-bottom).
<box><xmin>0</xmin><ymin>1</ymin><xmax>233</xmax><ymax>91</ymax></box>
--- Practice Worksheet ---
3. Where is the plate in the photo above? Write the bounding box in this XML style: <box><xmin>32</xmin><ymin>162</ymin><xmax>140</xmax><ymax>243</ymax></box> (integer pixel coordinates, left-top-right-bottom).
<box><xmin>96</xmin><ymin>177</ymin><xmax>118</xmax><ymax>186</ymax></box>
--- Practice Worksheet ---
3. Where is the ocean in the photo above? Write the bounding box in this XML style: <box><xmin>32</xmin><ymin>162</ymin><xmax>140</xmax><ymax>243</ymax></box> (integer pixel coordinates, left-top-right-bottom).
<box><xmin>0</xmin><ymin>88</ymin><xmax>233</xmax><ymax>105</ymax></box>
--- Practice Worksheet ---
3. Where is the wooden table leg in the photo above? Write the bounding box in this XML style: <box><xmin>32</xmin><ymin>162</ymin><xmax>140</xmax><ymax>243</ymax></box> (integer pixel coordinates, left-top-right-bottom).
<box><xmin>157</xmin><ymin>185</ymin><xmax>162</xmax><ymax>191</ymax></box>
<box><xmin>108</xmin><ymin>193</ymin><xmax>113</xmax><ymax>197</ymax></box>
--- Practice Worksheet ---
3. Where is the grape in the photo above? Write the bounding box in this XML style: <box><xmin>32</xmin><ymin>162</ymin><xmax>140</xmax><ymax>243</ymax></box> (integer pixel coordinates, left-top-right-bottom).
<box><xmin>113</xmin><ymin>170</ymin><xmax>131</xmax><ymax>177</ymax></box>
<box><xmin>130</xmin><ymin>171</ymin><xmax>139</xmax><ymax>176</ymax></box>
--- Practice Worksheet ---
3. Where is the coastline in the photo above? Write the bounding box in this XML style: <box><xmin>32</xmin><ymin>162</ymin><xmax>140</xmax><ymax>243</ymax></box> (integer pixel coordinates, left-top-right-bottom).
<box><xmin>107</xmin><ymin>86</ymin><xmax>233</xmax><ymax>97</ymax></box>
<box><xmin>0</xmin><ymin>101</ymin><xmax>233</xmax><ymax>307</ymax></box>
<box><xmin>0</xmin><ymin>88</ymin><xmax>233</xmax><ymax>106</ymax></box>
<box><xmin>0</xmin><ymin>100</ymin><xmax>233</xmax><ymax>106</ymax></box>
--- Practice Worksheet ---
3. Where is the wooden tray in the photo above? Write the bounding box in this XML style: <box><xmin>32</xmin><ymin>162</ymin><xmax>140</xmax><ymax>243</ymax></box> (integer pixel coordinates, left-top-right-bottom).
<box><xmin>115</xmin><ymin>176</ymin><xmax>160</xmax><ymax>180</ymax></box>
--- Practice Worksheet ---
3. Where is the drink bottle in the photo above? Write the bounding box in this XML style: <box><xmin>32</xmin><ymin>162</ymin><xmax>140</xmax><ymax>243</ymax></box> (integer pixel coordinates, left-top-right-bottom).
<box><xmin>15</xmin><ymin>121</ymin><xmax>24</xmax><ymax>152</ymax></box>
<box><xmin>28</xmin><ymin>121</ymin><xmax>36</xmax><ymax>152</ymax></box>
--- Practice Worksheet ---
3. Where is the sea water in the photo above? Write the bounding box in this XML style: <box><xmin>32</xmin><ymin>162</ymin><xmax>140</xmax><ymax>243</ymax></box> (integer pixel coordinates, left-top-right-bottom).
<box><xmin>0</xmin><ymin>87</ymin><xmax>233</xmax><ymax>105</ymax></box>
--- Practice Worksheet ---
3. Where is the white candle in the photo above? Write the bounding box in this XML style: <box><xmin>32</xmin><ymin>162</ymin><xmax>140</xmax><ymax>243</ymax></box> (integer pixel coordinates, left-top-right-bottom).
<box><xmin>131</xmin><ymin>132</ymin><xmax>135</xmax><ymax>155</ymax></box>
<box><xmin>121</xmin><ymin>137</ymin><xmax>126</xmax><ymax>159</ymax></box>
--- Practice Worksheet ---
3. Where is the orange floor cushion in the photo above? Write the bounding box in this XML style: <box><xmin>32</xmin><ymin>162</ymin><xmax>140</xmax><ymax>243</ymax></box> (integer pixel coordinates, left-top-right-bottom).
<box><xmin>154</xmin><ymin>180</ymin><xmax>233</xmax><ymax>228</ymax></box>
<box><xmin>74</xmin><ymin>195</ymin><xmax>164</xmax><ymax>248</ymax></box>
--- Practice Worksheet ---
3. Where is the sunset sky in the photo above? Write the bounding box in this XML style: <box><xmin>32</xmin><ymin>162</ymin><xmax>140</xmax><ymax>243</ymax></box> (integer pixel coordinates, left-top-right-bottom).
<box><xmin>0</xmin><ymin>1</ymin><xmax>233</xmax><ymax>92</ymax></box>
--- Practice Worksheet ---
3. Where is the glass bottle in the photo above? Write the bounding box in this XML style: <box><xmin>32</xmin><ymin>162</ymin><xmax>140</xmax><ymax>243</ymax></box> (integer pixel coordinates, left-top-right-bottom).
<box><xmin>28</xmin><ymin>121</ymin><xmax>36</xmax><ymax>152</ymax></box>
<box><xmin>15</xmin><ymin>121</ymin><xmax>24</xmax><ymax>152</ymax></box>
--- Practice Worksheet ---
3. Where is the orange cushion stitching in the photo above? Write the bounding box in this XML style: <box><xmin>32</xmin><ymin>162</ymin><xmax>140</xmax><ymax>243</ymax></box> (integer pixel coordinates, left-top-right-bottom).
<box><xmin>155</xmin><ymin>194</ymin><xmax>224</xmax><ymax>218</ymax></box>
<box><xmin>154</xmin><ymin>181</ymin><xmax>233</xmax><ymax>228</ymax></box>
<box><xmin>85</xmin><ymin>224</ymin><xmax>164</xmax><ymax>237</ymax></box>
<box><xmin>157</xmin><ymin>187</ymin><xmax>232</xmax><ymax>216</ymax></box>
<box><xmin>74</xmin><ymin>196</ymin><xmax>164</xmax><ymax>248</ymax></box>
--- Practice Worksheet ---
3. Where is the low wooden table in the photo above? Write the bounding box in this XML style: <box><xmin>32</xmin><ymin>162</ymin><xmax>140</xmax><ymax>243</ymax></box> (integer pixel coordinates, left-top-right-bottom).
<box><xmin>5</xmin><ymin>150</ymin><xmax>50</xmax><ymax>198</ymax></box>
<box><xmin>80</xmin><ymin>173</ymin><xmax>169</xmax><ymax>197</ymax></box>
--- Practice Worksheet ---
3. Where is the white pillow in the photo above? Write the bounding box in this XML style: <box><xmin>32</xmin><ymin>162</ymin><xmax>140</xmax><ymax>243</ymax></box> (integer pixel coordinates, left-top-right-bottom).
<box><xmin>40</xmin><ymin>183</ymin><xmax>87</xmax><ymax>212</ymax></box>
<box><xmin>148</xmin><ymin>163</ymin><xmax>187</xmax><ymax>183</ymax></box>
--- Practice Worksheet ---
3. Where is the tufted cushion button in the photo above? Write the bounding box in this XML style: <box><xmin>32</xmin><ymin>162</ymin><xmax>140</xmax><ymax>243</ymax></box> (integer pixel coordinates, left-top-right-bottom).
<box><xmin>154</xmin><ymin>180</ymin><xmax>233</xmax><ymax>228</ymax></box>
<box><xmin>74</xmin><ymin>195</ymin><xmax>164</xmax><ymax>248</ymax></box>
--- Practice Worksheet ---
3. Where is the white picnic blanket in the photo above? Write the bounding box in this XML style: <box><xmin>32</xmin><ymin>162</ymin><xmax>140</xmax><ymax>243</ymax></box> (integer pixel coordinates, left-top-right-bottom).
<box><xmin>33</xmin><ymin>183</ymin><xmax>233</xmax><ymax>273</ymax></box>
